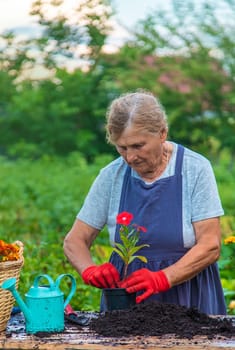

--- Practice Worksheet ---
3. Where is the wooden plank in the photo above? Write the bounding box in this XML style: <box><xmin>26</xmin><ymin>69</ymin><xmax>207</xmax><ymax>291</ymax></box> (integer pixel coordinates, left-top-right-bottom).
<box><xmin>0</xmin><ymin>336</ymin><xmax>235</xmax><ymax>350</ymax></box>
<box><xmin>1</xmin><ymin>313</ymin><xmax>235</xmax><ymax>349</ymax></box>
<box><xmin>1</xmin><ymin>326</ymin><xmax>235</xmax><ymax>350</ymax></box>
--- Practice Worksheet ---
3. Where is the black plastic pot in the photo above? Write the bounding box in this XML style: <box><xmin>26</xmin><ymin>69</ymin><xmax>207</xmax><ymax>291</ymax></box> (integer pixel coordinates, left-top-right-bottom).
<box><xmin>103</xmin><ymin>288</ymin><xmax>136</xmax><ymax>311</ymax></box>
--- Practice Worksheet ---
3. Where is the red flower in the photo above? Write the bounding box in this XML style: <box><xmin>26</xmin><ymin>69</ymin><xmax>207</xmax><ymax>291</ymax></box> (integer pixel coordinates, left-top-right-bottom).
<box><xmin>116</xmin><ymin>211</ymin><xmax>133</xmax><ymax>226</ymax></box>
<box><xmin>137</xmin><ymin>225</ymin><xmax>147</xmax><ymax>233</ymax></box>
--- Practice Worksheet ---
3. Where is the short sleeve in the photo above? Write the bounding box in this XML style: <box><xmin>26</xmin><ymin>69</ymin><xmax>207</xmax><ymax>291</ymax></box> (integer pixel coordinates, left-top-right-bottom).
<box><xmin>190</xmin><ymin>160</ymin><xmax>224</xmax><ymax>222</ymax></box>
<box><xmin>76</xmin><ymin>158</ymin><xmax>126</xmax><ymax>232</ymax></box>
<box><xmin>77</xmin><ymin>168</ymin><xmax>113</xmax><ymax>230</ymax></box>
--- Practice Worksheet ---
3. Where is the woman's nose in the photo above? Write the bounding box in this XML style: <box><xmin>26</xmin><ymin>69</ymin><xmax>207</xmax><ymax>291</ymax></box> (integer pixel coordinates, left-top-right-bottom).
<box><xmin>126</xmin><ymin>149</ymin><xmax>137</xmax><ymax>163</ymax></box>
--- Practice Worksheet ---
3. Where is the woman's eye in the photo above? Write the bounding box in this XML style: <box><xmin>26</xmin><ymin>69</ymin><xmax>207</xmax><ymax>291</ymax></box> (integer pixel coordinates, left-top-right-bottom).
<box><xmin>117</xmin><ymin>146</ymin><xmax>126</xmax><ymax>152</ymax></box>
<box><xmin>134</xmin><ymin>144</ymin><xmax>143</xmax><ymax>149</ymax></box>
<box><xmin>117</xmin><ymin>144</ymin><xmax>143</xmax><ymax>152</ymax></box>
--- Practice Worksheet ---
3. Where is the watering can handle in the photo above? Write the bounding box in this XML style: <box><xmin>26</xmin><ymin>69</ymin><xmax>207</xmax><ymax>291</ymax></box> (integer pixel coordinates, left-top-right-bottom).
<box><xmin>55</xmin><ymin>274</ymin><xmax>76</xmax><ymax>309</ymax></box>
<box><xmin>33</xmin><ymin>274</ymin><xmax>55</xmax><ymax>289</ymax></box>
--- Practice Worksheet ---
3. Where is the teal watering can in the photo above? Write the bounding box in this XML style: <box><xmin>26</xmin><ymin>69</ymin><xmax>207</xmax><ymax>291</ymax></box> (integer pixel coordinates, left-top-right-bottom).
<box><xmin>0</xmin><ymin>273</ymin><xmax>76</xmax><ymax>334</ymax></box>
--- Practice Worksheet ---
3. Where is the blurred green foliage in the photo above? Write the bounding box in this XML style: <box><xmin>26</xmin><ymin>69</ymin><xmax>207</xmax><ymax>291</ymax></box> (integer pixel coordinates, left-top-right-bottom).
<box><xmin>219</xmin><ymin>237</ymin><xmax>235</xmax><ymax>315</ymax></box>
<box><xmin>0</xmin><ymin>151</ymin><xmax>235</xmax><ymax>312</ymax></box>
<box><xmin>0</xmin><ymin>0</ymin><xmax>235</xmax><ymax>313</ymax></box>
<box><xmin>0</xmin><ymin>0</ymin><xmax>235</xmax><ymax>161</ymax></box>
<box><xmin>1</xmin><ymin>153</ymin><xmax>113</xmax><ymax>311</ymax></box>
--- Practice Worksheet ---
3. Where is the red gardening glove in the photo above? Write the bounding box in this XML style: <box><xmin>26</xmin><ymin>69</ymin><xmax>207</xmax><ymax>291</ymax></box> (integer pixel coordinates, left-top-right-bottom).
<box><xmin>82</xmin><ymin>262</ymin><xmax>120</xmax><ymax>289</ymax></box>
<box><xmin>119</xmin><ymin>269</ymin><xmax>170</xmax><ymax>303</ymax></box>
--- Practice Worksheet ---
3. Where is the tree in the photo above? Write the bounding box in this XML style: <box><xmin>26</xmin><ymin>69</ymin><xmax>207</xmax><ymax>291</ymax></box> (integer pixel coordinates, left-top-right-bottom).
<box><xmin>129</xmin><ymin>0</ymin><xmax>235</xmax><ymax>156</ymax></box>
<box><xmin>0</xmin><ymin>0</ymin><xmax>116</xmax><ymax>159</ymax></box>
<box><xmin>0</xmin><ymin>0</ymin><xmax>235</xmax><ymax>160</ymax></box>
<box><xmin>96</xmin><ymin>0</ymin><xmax>235</xmax><ymax>157</ymax></box>
<box><xmin>29</xmin><ymin>0</ymin><xmax>114</xmax><ymax>70</ymax></box>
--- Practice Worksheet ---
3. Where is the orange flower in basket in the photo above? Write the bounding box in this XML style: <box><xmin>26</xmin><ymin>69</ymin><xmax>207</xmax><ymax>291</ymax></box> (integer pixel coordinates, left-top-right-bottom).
<box><xmin>0</xmin><ymin>240</ymin><xmax>20</xmax><ymax>262</ymax></box>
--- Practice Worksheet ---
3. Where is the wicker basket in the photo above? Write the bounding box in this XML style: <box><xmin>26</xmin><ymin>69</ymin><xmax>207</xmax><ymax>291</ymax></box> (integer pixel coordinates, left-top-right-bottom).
<box><xmin>0</xmin><ymin>241</ymin><xmax>24</xmax><ymax>332</ymax></box>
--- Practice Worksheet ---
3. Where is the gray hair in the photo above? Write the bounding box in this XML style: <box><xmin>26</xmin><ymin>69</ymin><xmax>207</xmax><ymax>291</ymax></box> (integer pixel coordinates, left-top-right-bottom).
<box><xmin>105</xmin><ymin>90</ymin><xmax>168</xmax><ymax>144</ymax></box>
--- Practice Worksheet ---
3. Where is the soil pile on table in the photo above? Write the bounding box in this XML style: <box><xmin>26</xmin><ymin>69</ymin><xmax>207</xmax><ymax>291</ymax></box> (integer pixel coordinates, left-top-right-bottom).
<box><xmin>90</xmin><ymin>302</ymin><xmax>235</xmax><ymax>339</ymax></box>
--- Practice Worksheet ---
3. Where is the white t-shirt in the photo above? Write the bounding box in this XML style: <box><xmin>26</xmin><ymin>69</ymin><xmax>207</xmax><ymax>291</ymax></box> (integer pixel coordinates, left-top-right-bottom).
<box><xmin>77</xmin><ymin>142</ymin><xmax>224</xmax><ymax>248</ymax></box>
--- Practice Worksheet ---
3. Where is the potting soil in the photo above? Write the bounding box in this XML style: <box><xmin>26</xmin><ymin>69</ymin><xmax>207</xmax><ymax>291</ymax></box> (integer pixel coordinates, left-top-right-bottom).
<box><xmin>90</xmin><ymin>301</ymin><xmax>235</xmax><ymax>339</ymax></box>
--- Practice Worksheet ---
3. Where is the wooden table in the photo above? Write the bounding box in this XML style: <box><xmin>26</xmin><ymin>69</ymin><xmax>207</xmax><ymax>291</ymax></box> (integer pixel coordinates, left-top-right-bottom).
<box><xmin>1</xmin><ymin>312</ymin><xmax>235</xmax><ymax>349</ymax></box>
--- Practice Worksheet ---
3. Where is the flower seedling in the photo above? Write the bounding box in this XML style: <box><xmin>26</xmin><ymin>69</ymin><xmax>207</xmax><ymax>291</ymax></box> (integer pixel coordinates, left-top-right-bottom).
<box><xmin>114</xmin><ymin>211</ymin><xmax>149</xmax><ymax>280</ymax></box>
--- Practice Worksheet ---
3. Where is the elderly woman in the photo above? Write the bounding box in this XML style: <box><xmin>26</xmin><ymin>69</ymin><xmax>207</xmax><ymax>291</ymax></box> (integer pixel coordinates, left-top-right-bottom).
<box><xmin>63</xmin><ymin>90</ymin><xmax>226</xmax><ymax>315</ymax></box>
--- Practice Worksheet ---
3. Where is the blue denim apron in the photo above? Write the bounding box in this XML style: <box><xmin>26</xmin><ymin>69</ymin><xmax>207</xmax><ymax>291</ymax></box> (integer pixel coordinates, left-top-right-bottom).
<box><xmin>101</xmin><ymin>145</ymin><xmax>226</xmax><ymax>315</ymax></box>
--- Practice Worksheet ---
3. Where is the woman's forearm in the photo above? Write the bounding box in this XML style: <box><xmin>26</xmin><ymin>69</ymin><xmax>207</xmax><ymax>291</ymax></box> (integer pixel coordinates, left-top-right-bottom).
<box><xmin>164</xmin><ymin>241</ymin><xmax>220</xmax><ymax>286</ymax></box>
<box><xmin>64</xmin><ymin>234</ymin><xmax>94</xmax><ymax>275</ymax></box>
<box><xmin>63</xmin><ymin>219</ymin><xmax>100</xmax><ymax>275</ymax></box>
<box><xmin>164</xmin><ymin>217</ymin><xmax>221</xmax><ymax>286</ymax></box>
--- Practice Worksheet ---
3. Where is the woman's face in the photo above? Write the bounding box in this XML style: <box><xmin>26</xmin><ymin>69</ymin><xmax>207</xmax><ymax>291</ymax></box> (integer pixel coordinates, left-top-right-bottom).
<box><xmin>115</xmin><ymin>125</ymin><xmax>167</xmax><ymax>178</ymax></box>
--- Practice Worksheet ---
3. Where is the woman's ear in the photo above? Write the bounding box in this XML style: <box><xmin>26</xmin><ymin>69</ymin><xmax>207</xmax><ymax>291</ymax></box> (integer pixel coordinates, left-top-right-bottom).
<box><xmin>160</xmin><ymin>128</ymin><xmax>168</xmax><ymax>143</ymax></box>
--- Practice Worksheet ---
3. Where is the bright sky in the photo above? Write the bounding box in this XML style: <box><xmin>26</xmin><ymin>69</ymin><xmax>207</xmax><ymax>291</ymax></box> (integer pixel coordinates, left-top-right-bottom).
<box><xmin>0</xmin><ymin>0</ymin><xmax>161</xmax><ymax>38</ymax></box>
<box><xmin>0</xmin><ymin>0</ymin><xmax>165</xmax><ymax>73</ymax></box>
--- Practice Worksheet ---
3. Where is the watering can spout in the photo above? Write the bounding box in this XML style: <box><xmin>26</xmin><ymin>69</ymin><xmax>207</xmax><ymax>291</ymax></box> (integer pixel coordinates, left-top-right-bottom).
<box><xmin>1</xmin><ymin>277</ymin><xmax>32</xmax><ymax>323</ymax></box>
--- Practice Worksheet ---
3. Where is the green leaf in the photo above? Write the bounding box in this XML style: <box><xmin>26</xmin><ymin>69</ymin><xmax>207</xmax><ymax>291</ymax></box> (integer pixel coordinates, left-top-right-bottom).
<box><xmin>113</xmin><ymin>247</ymin><xmax>125</xmax><ymax>260</ymax></box>
<box><xmin>119</xmin><ymin>232</ymin><xmax>132</xmax><ymax>248</ymax></box>
<box><xmin>129</xmin><ymin>255</ymin><xmax>148</xmax><ymax>264</ymax></box>
<box><xmin>113</xmin><ymin>242</ymin><xmax>128</xmax><ymax>256</ymax></box>
<box><xmin>128</xmin><ymin>244</ymin><xmax>149</xmax><ymax>256</ymax></box>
